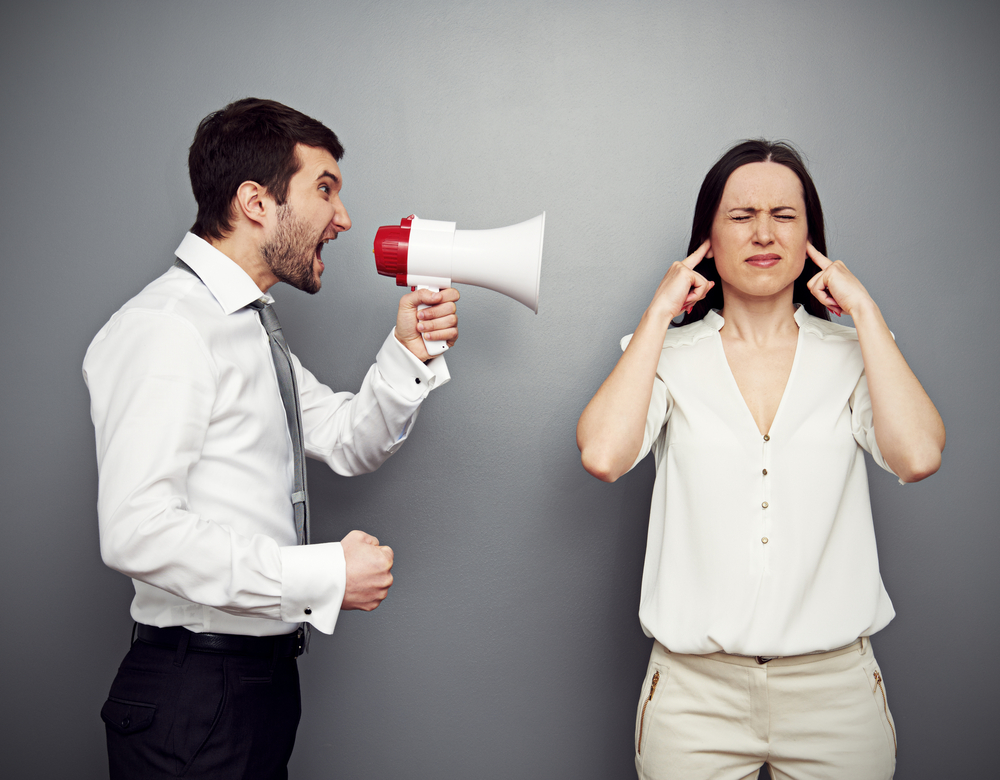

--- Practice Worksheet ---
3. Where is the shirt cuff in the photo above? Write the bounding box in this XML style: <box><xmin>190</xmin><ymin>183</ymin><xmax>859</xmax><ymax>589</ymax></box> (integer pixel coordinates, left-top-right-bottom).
<box><xmin>279</xmin><ymin>542</ymin><xmax>346</xmax><ymax>635</ymax></box>
<box><xmin>380</xmin><ymin>329</ymin><xmax>451</xmax><ymax>398</ymax></box>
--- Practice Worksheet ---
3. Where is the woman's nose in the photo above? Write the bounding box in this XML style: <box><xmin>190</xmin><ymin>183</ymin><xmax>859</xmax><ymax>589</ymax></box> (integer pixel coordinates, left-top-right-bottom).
<box><xmin>753</xmin><ymin>215</ymin><xmax>773</xmax><ymax>245</ymax></box>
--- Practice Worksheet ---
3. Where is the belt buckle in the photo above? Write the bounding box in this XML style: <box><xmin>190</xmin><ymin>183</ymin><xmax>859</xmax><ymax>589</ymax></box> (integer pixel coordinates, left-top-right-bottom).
<box><xmin>755</xmin><ymin>656</ymin><xmax>776</xmax><ymax>664</ymax></box>
<box><xmin>295</xmin><ymin>627</ymin><xmax>305</xmax><ymax>657</ymax></box>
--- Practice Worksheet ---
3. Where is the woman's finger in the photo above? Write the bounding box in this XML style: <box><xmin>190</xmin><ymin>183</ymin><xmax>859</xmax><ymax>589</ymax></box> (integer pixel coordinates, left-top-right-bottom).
<box><xmin>685</xmin><ymin>278</ymin><xmax>713</xmax><ymax>303</ymax></box>
<box><xmin>807</xmin><ymin>268</ymin><xmax>843</xmax><ymax>316</ymax></box>
<box><xmin>682</xmin><ymin>279</ymin><xmax>714</xmax><ymax>314</ymax></box>
<box><xmin>681</xmin><ymin>239</ymin><xmax>712</xmax><ymax>270</ymax></box>
<box><xmin>805</xmin><ymin>241</ymin><xmax>832</xmax><ymax>270</ymax></box>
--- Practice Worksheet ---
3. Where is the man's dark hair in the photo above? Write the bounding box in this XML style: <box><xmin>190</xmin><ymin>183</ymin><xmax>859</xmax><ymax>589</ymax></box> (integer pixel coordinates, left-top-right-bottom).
<box><xmin>680</xmin><ymin>139</ymin><xmax>830</xmax><ymax>324</ymax></box>
<box><xmin>188</xmin><ymin>98</ymin><xmax>345</xmax><ymax>241</ymax></box>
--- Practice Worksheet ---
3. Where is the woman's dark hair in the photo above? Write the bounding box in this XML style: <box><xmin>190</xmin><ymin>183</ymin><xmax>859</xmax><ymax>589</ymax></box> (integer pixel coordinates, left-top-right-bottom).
<box><xmin>680</xmin><ymin>139</ymin><xmax>830</xmax><ymax>324</ymax></box>
<box><xmin>188</xmin><ymin>98</ymin><xmax>345</xmax><ymax>242</ymax></box>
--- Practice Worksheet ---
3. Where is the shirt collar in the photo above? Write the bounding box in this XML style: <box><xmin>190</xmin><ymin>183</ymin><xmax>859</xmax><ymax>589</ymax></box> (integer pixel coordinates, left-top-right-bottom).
<box><xmin>174</xmin><ymin>232</ymin><xmax>273</xmax><ymax>315</ymax></box>
<box><xmin>704</xmin><ymin>309</ymin><xmax>724</xmax><ymax>331</ymax></box>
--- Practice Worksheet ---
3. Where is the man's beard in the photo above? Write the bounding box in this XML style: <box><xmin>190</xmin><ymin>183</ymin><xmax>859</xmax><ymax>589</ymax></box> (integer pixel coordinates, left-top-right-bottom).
<box><xmin>260</xmin><ymin>204</ymin><xmax>323</xmax><ymax>294</ymax></box>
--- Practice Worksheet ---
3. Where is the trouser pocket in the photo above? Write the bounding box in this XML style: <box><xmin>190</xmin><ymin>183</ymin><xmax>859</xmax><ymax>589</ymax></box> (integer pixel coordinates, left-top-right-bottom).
<box><xmin>635</xmin><ymin>664</ymin><xmax>667</xmax><ymax>756</ymax></box>
<box><xmin>870</xmin><ymin>664</ymin><xmax>897</xmax><ymax>755</ymax></box>
<box><xmin>102</xmin><ymin>696</ymin><xmax>156</xmax><ymax>736</ymax></box>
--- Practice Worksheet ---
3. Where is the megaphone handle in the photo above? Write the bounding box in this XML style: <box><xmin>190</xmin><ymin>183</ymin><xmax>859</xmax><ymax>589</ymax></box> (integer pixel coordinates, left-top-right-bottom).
<box><xmin>416</xmin><ymin>285</ymin><xmax>449</xmax><ymax>356</ymax></box>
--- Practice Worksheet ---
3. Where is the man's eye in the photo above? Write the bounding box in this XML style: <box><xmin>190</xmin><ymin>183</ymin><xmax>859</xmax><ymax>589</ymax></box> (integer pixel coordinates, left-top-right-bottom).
<box><xmin>319</xmin><ymin>184</ymin><xmax>330</xmax><ymax>194</ymax></box>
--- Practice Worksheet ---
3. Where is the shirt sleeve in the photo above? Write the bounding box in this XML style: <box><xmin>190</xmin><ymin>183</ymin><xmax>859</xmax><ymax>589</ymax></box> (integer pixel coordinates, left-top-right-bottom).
<box><xmin>84</xmin><ymin>309</ymin><xmax>356</xmax><ymax>633</ymax></box>
<box><xmin>296</xmin><ymin>329</ymin><xmax>450</xmax><ymax>474</ymax></box>
<box><xmin>849</xmin><ymin>370</ymin><xmax>904</xmax><ymax>484</ymax></box>
<box><xmin>619</xmin><ymin>333</ymin><xmax>674</xmax><ymax>473</ymax></box>
<box><xmin>84</xmin><ymin>310</ymin><xmax>298</xmax><ymax>622</ymax></box>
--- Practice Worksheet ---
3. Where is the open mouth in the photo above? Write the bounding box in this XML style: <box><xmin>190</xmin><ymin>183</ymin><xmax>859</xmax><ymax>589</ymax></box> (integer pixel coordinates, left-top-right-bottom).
<box><xmin>315</xmin><ymin>237</ymin><xmax>331</xmax><ymax>268</ymax></box>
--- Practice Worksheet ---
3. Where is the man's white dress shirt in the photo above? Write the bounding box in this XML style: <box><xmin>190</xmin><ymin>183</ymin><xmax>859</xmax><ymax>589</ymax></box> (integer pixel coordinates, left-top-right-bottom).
<box><xmin>83</xmin><ymin>233</ymin><xmax>449</xmax><ymax>637</ymax></box>
<box><xmin>623</xmin><ymin>306</ymin><xmax>899</xmax><ymax>658</ymax></box>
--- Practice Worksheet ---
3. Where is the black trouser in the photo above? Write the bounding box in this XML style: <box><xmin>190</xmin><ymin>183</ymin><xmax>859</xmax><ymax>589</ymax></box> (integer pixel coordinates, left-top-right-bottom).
<box><xmin>102</xmin><ymin>628</ymin><xmax>301</xmax><ymax>779</ymax></box>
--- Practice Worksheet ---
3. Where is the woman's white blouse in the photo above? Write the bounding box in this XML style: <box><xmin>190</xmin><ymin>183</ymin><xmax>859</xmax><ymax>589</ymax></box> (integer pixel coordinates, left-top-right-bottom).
<box><xmin>623</xmin><ymin>307</ymin><xmax>898</xmax><ymax>657</ymax></box>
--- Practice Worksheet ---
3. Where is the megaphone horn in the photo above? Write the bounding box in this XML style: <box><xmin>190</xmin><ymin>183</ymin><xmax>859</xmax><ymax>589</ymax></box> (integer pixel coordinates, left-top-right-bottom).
<box><xmin>374</xmin><ymin>213</ymin><xmax>545</xmax><ymax>355</ymax></box>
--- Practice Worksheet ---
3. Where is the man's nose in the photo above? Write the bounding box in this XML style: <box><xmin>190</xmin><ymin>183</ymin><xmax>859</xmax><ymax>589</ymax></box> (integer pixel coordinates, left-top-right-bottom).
<box><xmin>333</xmin><ymin>196</ymin><xmax>351</xmax><ymax>233</ymax></box>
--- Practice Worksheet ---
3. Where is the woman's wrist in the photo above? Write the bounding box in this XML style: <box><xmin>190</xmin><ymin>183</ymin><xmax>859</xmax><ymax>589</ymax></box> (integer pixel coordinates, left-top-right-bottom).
<box><xmin>641</xmin><ymin>299</ymin><xmax>680</xmax><ymax>331</ymax></box>
<box><xmin>846</xmin><ymin>296</ymin><xmax>882</xmax><ymax>328</ymax></box>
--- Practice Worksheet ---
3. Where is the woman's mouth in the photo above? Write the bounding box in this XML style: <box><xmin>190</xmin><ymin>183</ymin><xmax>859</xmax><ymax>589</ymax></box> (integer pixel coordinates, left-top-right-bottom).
<box><xmin>745</xmin><ymin>254</ymin><xmax>781</xmax><ymax>268</ymax></box>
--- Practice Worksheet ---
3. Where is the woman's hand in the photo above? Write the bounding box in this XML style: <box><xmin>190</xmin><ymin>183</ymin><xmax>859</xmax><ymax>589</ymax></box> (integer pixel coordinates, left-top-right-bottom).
<box><xmin>649</xmin><ymin>240</ymin><xmax>715</xmax><ymax>320</ymax></box>
<box><xmin>805</xmin><ymin>243</ymin><xmax>875</xmax><ymax>318</ymax></box>
<box><xmin>804</xmin><ymin>242</ymin><xmax>945</xmax><ymax>482</ymax></box>
<box><xmin>576</xmin><ymin>241</ymin><xmax>714</xmax><ymax>483</ymax></box>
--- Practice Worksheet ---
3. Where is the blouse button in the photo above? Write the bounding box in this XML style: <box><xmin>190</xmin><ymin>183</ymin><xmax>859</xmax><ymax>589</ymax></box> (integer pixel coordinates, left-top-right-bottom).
<box><xmin>304</xmin><ymin>607</ymin><xmax>312</xmax><ymax>615</ymax></box>
<box><xmin>762</xmin><ymin>469</ymin><xmax>768</xmax><ymax>476</ymax></box>
<box><xmin>763</xmin><ymin>434</ymin><xmax>770</xmax><ymax>442</ymax></box>
<box><xmin>761</xmin><ymin>501</ymin><xmax>769</xmax><ymax>509</ymax></box>
<box><xmin>761</xmin><ymin>537</ymin><xmax>769</xmax><ymax>544</ymax></box>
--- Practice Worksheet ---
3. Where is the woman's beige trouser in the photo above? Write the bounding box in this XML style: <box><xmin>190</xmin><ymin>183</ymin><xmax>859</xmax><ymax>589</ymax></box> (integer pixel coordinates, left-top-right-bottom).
<box><xmin>634</xmin><ymin>637</ymin><xmax>896</xmax><ymax>780</ymax></box>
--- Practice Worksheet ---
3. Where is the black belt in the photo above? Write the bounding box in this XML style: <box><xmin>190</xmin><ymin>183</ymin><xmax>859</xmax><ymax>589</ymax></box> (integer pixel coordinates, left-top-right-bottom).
<box><xmin>135</xmin><ymin>624</ymin><xmax>305</xmax><ymax>658</ymax></box>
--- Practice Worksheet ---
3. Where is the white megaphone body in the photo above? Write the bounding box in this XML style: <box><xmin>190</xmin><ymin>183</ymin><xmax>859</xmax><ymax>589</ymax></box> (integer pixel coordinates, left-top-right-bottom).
<box><xmin>373</xmin><ymin>213</ymin><xmax>545</xmax><ymax>355</ymax></box>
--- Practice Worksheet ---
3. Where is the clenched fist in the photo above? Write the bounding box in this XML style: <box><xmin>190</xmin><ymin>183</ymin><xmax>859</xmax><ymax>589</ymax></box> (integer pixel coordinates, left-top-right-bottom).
<box><xmin>341</xmin><ymin>530</ymin><xmax>394</xmax><ymax>611</ymax></box>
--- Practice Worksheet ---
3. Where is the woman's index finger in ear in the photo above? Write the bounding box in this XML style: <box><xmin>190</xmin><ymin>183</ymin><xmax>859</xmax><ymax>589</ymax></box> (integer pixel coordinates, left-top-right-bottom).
<box><xmin>806</xmin><ymin>241</ymin><xmax>832</xmax><ymax>269</ymax></box>
<box><xmin>683</xmin><ymin>239</ymin><xmax>712</xmax><ymax>269</ymax></box>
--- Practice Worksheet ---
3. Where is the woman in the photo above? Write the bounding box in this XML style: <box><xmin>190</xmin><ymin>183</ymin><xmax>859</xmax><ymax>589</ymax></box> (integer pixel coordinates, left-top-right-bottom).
<box><xmin>576</xmin><ymin>140</ymin><xmax>944</xmax><ymax>780</ymax></box>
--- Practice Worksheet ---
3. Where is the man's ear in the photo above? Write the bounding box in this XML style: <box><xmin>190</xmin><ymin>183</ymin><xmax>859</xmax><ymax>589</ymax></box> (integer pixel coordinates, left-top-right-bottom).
<box><xmin>233</xmin><ymin>181</ymin><xmax>271</xmax><ymax>228</ymax></box>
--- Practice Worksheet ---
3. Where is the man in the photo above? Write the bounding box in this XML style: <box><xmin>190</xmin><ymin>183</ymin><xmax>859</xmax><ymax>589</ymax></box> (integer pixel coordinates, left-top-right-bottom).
<box><xmin>83</xmin><ymin>98</ymin><xmax>459</xmax><ymax>779</ymax></box>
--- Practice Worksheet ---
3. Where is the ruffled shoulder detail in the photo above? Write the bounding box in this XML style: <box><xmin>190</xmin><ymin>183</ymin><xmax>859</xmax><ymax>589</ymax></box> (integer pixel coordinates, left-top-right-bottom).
<box><xmin>794</xmin><ymin>307</ymin><xmax>860</xmax><ymax>342</ymax></box>
<box><xmin>620</xmin><ymin>314</ymin><xmax>720</xmax><ymax>353</ymax></box>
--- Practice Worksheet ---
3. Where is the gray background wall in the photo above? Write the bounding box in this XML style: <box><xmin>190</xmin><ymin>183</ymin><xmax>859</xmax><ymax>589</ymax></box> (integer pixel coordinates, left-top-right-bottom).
<box><xmin>2</xmin><ymin>1</ymin><xmax>997</xmax><ymax>777</ymax></box>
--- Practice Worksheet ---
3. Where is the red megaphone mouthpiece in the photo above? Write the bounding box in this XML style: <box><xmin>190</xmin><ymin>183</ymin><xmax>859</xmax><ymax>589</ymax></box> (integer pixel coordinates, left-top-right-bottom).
<box><xmin>373</xmin><ymin>216</ymin><xmax>414</xmax><ymax>286</ymax></box>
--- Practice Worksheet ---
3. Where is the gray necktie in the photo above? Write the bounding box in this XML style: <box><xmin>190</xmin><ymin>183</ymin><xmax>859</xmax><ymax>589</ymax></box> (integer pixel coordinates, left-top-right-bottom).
<box><xmin>249</xmin><ymin>299</ymin><xmax>312</xmax><ymax>651</ymax></box>
<box><xmin>247</xmin><ymin>299</ymin><xmax>310</xmax><ymax>547</ymax></box>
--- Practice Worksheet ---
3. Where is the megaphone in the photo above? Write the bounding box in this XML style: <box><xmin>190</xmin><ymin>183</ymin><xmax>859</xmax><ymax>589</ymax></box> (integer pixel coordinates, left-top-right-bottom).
<box><xmin>373</xmin><ymin>213</ymin><xmax>545</xmax><ymax>355</ymax></box>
